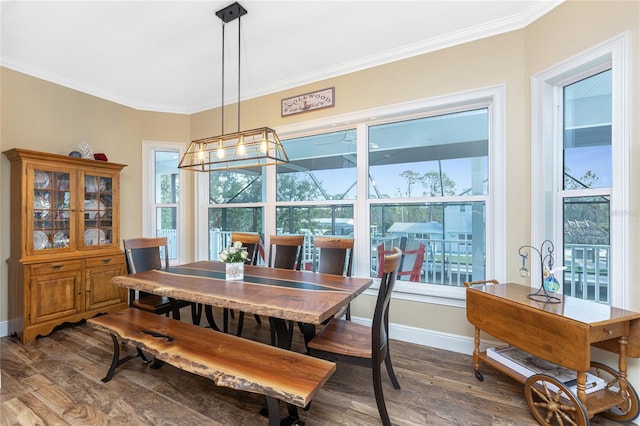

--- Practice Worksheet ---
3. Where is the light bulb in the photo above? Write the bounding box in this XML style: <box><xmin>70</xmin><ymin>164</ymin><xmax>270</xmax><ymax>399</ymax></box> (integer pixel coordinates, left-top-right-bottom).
<box><xmin>238</xmin><ymin>136</ymin><xmax>246</xmax><ymax>155</ymax></box>
<box><xmin>260</xmin><ymin>140</ymin><xmax>268</xmax><ymax>154</ymax></box>
<box><xmin>197</xmin><ymin>143</ymin><xmax>205</xmax><ymax>164</ymax></box>
<box><xmin>216</xmin><ymin>140</ymin><xmax>225</xmax><ymax>159</ymax></box>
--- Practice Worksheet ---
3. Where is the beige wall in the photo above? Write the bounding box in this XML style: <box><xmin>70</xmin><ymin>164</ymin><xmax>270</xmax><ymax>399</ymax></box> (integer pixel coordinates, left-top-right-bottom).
<box><xmin>0</xmin><ymin>69</ymin><xmax>191</xmax><ymax>324</ymax></box>
<box><xmin>1</xmin><ymin>1</ymin><xmax>638</xmax><ymax>348</ymax></box>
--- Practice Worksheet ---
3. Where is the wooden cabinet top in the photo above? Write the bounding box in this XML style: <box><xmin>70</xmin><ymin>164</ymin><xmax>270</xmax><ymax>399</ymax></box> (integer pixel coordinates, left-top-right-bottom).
<box><xmin>3</xmin><ymin>148</ymin><xmax>126</xmax><ymax>171</ymax></box>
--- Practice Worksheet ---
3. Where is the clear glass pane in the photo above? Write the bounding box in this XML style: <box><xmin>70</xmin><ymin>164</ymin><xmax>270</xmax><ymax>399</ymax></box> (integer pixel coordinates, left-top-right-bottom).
<box><xmin>277</xmin><ymin>129</ymin><xmax>357</xmax><ymax>201</ymax></box>
<box><xmin>563</xmin><ymin>70</ymin><xmax>612</xmax><ymax>190</ymax></box>
<box><xmin>34</xmin><ymin>170</ymin><xmax>71</xmax><ymax>251</ymax></box>
<box><xmin>562</xmin><ymin>196</ymin><xmax>610</xmax><ymax>303</ymax></box>
<box><xmin>275</xmin><ymin>205</ymin><xmax>354</xmax><ymax>236</ymax></box>
<box><xmin>155</xmin><ymin>151</ymin><xmax>180</xmax><ymax>204</ymax></box>
<box><xmin>370</xmin><ymin>202</ymin><xmax>486</xmax><ymax>286</ymax></box>
<box><xmin>274</xmin><ymin>205</ymin><xmax>353</xmax><ymax>270</ymax></box>
<box><xmin>369</xmin><ymin>109</ymin><xmax>488</xmax><ymax>198</ymax></box>
<box><xmin>209</xmin><ymin>168</ymin><xmax>263</xmax><ymax>204</ymax></box>
<box><xmin>84</xmin><ymin>174</ymin><xmax>111</xmax><ymax>247</ymax></box>
<box><xmin>156</xmin><ymin>207</ymin><xmax>177</xmax><ymax>261</ymax></box>
<box><xmin>208</xmin><ymin>207</ymin><xmax>264</xmax><ymax>261</ymax></box>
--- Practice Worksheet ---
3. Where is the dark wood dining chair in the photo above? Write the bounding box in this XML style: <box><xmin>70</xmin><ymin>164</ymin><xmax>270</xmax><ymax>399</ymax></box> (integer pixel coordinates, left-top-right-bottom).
<box><xmin>123</xmin><ymin>237</ymin><xmax>201</xmax><ymax>325</ymax></box>
<box><xmin>266</xmin><ymin>234</ymin><xmax>305</xmax><ymax>345</ymax></box>
<box><xmin>267</xmin><ymin>234</ymin><xmax>305</xmax><ymax>270</ymax></box>
<box><xmin>312</xmin><ymin>236</ymin><xmax>354</xmax><ymax>320</ymax></box>
<box><xmin>226</xmin><ymin>232</ymin><xmax>263</xmax><ymax>336</ymax></box>
<box><xmin>308</xmin><ymin>247</ymin><xmax>402</xmax><ymax>426</ymax></box>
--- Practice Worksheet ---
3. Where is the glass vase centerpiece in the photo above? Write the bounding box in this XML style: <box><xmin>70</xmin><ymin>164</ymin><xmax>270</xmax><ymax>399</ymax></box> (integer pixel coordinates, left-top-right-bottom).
<box><xmin>219</xmin><ymin>241</ymin><xmax>248</xmax><ymax>281</ymax></box>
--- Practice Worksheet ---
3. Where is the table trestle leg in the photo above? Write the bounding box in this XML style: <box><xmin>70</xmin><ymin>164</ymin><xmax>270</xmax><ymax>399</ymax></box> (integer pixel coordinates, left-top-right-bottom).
<box><xmin>101</xmin><ymin>333</ymin><xmax>149</xmax><ymax>383</ymax></box>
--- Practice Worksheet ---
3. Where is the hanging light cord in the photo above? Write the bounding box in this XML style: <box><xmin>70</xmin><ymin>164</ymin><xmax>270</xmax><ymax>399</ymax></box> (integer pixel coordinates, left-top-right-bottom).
<box><xmin>220</xmin><ymin>14</ymin><xmax>242</xmax><ymax>135</ymax></box>
<box><xmin>221</xmin><ymin>21</ymin><xmax>225</xmax><ymax>136</ymax></box>
<box><xmin>237</xmin><ymin>13</ymin><xmax>241</xmax><ymax>132</ymax></box>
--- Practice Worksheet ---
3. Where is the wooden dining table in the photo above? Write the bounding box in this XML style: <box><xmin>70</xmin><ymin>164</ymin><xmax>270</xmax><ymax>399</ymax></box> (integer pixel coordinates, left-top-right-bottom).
<box><xmin>110</xmin><ymin>260</ymin><xmax>374</xmax><ymax>349</ymax></box>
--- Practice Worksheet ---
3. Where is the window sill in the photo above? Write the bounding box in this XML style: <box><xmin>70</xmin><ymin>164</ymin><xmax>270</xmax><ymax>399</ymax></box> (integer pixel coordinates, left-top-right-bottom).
<box><xmin>365</xmin><ymin>279</ymin><xmax>466</xmax><ymax>308</ymax></box>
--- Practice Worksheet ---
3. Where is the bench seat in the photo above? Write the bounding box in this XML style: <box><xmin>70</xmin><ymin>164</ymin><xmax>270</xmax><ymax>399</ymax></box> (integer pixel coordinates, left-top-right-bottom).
<box><xmin>88</xmin><ymin>308</ymin><xmax>336</xmax><ymax>425</ymax></box>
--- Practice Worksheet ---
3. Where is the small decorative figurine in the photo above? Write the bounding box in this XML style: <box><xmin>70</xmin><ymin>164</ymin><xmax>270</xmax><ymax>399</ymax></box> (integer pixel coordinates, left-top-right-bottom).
<box><xmin>518</xmin><ymin>240</ymin><xmax>561</xmax><ymax>303</ymax></box>
<box><xmin>77</xmin><ymin>143</ymin><xmax>94</xmax><ymax>159</ymax></box>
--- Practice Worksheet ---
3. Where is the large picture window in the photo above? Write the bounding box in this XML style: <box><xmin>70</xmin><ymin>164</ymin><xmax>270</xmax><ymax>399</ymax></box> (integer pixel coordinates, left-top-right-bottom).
<box><xmin>368</xmin><ymin>109</ymin><xmax>489</xmax><ymax>286</ymax></box>
<box><xmin>532</xmin><ymin>35</ymin><xmax>629</xmax><ymax>307</ymax></box>
<box><xmin>196</xmin><ymin>86</ymin><xmax>506</xmax><ymax>301</ymax></box>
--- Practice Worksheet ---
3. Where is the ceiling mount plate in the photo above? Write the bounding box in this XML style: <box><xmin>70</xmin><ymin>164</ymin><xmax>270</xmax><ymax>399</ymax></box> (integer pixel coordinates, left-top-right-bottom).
<box><xmin>216</xmin><ymin>2</ymin><xmax>247</xmax><ymax>23</ymax></box>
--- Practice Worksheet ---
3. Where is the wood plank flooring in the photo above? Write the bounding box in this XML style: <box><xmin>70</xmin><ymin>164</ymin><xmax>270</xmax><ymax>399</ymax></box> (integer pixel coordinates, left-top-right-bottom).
<box><xmin>0</xmin><ymin>309</ymin><xmax>635</xmax><ymax>425</ymax></box>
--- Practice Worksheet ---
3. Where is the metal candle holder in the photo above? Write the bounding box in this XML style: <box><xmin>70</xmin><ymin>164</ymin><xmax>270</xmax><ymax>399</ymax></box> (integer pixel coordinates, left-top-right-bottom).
<box><xmin>518</xmin><ymin>240</ymin><xmax>561</xmax><ymax>304</ymax></box>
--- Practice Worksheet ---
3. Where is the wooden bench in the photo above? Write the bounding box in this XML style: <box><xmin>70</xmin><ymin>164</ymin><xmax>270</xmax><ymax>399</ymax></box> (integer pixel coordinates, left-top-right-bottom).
<box><xmin>87</xmin><ymin>308</ymin><xmax>336</xmax><ymax>425</ymax></box>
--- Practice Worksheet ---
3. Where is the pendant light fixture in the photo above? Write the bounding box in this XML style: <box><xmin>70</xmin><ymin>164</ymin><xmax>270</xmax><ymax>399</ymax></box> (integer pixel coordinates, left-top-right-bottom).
<box><xmin>179</xmin><ymin>2</ymin><xmax>288</xmax><ymax>172</ymax></box>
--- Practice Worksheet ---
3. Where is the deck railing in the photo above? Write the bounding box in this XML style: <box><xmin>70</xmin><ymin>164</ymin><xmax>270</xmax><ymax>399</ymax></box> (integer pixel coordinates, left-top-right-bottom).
<box><xmin>160</xmin><ymin>229</ymin><xmax>610</xmax><ymax>303</ymax></box>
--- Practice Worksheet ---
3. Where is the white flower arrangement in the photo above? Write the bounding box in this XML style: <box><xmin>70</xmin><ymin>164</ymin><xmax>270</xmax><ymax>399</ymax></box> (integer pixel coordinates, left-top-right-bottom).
<box><xmin>219</xmin><ymin>241</ymin><xmax>248</xmax><ymax>263</ymax></box>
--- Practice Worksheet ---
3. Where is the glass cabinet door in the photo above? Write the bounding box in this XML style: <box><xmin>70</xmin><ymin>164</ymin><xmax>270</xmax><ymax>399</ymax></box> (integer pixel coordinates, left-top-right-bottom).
<box><xmin>32</xmin><ymin>168</ymin><xmax>72</xmax><ymax>252</ymax></box>
<box><xmin>81</xmin><ymin>173</ymin><xmax>114</xmax><ymax>247</ymax></box>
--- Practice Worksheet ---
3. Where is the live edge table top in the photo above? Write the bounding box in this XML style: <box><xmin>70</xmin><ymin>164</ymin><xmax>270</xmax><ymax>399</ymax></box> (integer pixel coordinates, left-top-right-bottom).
<box><xmin>111</xmin><ymin>261</ymin><xmax>373</xmax><ymax>326</ymax></box>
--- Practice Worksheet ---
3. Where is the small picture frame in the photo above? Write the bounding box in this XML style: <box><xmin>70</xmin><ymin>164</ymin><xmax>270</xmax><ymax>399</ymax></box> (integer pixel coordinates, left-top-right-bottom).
<box><xmin>281</xmin><ymin>87</ymin><xmax>335</xmax><ymax>117</ymax></box>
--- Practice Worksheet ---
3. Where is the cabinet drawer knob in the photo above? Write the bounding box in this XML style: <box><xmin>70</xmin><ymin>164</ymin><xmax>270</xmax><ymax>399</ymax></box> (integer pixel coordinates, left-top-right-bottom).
<box><xmin>101</xmin><ymin>258</ymin><xmax>112</xmax><ymax>264</ymax></box>
<box><xmin>51</xmin><ymin>264</ymin><xmax>63</xmax><ymax>270</ymax></box>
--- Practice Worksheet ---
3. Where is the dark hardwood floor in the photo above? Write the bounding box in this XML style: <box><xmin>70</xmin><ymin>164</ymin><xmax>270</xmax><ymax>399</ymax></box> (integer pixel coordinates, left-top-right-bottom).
<box><xmin>0</xmin><ymin>309</ymin><xmax>635</xmax><ymax>425</ymax></box>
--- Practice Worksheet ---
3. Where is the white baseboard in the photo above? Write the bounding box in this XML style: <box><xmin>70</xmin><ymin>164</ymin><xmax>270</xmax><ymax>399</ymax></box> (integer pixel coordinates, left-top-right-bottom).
<box><xmin>350</xmin><ymin>315</ymin><xmax>502</xmax><ymax>356</ymax></box>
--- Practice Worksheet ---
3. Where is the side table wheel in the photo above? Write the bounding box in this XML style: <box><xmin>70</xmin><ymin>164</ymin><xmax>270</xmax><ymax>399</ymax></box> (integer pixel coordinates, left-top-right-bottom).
<box><xmin>474</xmin><ymin>370</ymin><xmax>484</xmax><ymax>381</ymax></box>
<box><xmin>524</xmin><ymin>373</ymin><xmax>588</xmax><ymax>426</ymax></box>
<box><xmin>590</xmin><ymin>361</ymin><xmax>640</xmax><ymax>422</ymax></box>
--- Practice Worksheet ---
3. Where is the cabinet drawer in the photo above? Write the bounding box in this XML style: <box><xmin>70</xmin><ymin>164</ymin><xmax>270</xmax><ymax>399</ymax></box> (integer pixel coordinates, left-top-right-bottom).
<box><xmin>30</xmin><ymin>260</ymin><xmax>83</xmax><ymax>275</ymax></box>
<box><xmin>85</xmin><ymin>255</ymin><xmax>124</xmax><ymax>269</ymax></box>
<box><xmin>591</xmin><ymin>322</ymin><xmax>626</xmax><ymax>343</ymax></box>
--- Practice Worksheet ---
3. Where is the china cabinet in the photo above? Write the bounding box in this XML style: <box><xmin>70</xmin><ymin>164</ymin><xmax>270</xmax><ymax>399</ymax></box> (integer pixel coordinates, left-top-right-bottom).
<box><xmin>3</xmin><ymin>148</ymin><xmax>128</xmax><ymax>344</ymax></box>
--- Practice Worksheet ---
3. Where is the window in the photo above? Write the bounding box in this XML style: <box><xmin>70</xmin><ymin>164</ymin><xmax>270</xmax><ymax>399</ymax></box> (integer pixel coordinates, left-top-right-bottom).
<box><xmin>277</xmin><ymin>129</ymin><xmax>357</xmax><ymax>202</ymax></box>
<box><xmin>201</xmin><ymin>167</ymin><xmax>265</xmax><ymax>261</ymax></box>
<box><xmin>195</xmin><ymin>86</ymin><xmax>506</xmax><ymax>302</ymax></box>
<box><xmin>531</xmin><ymin>34</ymin><xmax>629</xmax><ymax>307</ymax></box>
<box><xmin>368</xmin><ymin>110</ymin><xmax>489</xmax><ymax>286</ymax></box>
<box><xmin>275</xmin><ymin>129</ymin><xmax>357</xmax><ymax>269</ymax></box>
<box><xmin>142</xmin><ymin>141</ymin><xmax>186</xmax><ymax>264</ymax></box>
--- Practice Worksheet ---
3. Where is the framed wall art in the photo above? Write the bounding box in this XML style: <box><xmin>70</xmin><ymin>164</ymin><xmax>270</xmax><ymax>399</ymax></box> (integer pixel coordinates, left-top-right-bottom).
<box><xmin>281</xmin><ymin>87</ymin><xmax>335</xmax><ymax>117</ymax></box>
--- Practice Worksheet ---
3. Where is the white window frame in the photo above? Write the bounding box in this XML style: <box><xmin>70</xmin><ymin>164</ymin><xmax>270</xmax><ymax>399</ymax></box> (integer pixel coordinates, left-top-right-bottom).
<box><xmin>142</xmin><ymin>140</ymin><xmax>187</xmax><ymax>265</ymax></box>
<box><xmin>278</xmin><ymin>85</ymin><xmax>506</xmax><ymax>307</ymax></box>
<box><xmin>531</xmin><ymin>33</ymin><xmax>630</xmax><ymax>308</ymax></box>
<box><xmin>194</xmin><ymin>85</ymin><xmax>507</xmax><ymax>307</ymax></box>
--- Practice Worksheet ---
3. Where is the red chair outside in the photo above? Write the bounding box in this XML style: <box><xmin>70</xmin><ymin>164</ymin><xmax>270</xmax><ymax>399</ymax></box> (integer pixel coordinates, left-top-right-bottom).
<box><xmin>377</xmin><ymin>242</ymin><xmax>425</xmax><ymax>282</ymax></box>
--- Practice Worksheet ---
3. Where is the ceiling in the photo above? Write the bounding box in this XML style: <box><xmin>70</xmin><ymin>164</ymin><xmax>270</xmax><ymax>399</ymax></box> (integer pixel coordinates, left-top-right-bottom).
<box><xmin>1</xmin><ymin>1</ymin><xmax>563</xmax><ymax>115</ymax></box>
